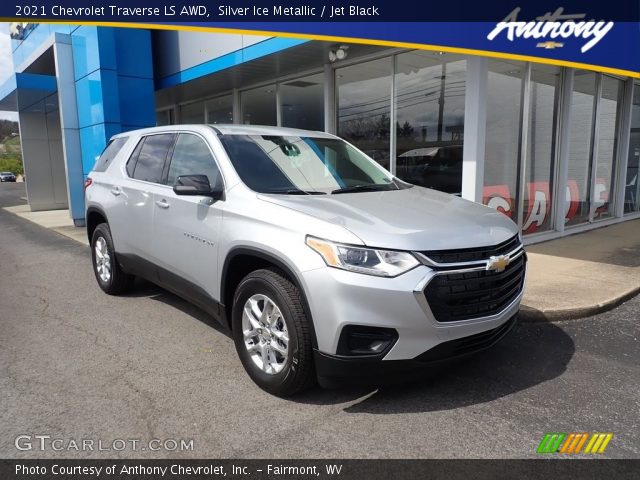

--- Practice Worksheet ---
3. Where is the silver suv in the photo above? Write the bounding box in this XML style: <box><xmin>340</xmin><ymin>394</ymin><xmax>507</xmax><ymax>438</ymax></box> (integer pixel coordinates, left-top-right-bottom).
<box><xmin>85</xmin><ymin>125</ymin><xmax>526</xmax><ymax>396</ymax></box>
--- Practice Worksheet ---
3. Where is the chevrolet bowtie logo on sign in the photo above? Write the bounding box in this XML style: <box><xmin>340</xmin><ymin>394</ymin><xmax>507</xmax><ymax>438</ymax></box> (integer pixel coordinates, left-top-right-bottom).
<box><xmin>536</xmin><ymin>41</ymin><xmax>564</xmax><ymax>49</ymax></box>
<box><xmin>486</xmin><ymin>255</ymin><xmax>510</xmax><ymax>273</ymax></box>
<box><xmin>537</xmin><ymin>433</ymin><xmax>613</xmax><ymax>454</ymax></box>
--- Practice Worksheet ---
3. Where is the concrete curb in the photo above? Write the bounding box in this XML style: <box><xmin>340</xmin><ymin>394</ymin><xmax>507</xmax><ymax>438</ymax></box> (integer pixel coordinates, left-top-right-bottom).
<box><xmin>519</xmin><ymin>285</ymin><xmax>640</xmax><ymax>322</ymax></box>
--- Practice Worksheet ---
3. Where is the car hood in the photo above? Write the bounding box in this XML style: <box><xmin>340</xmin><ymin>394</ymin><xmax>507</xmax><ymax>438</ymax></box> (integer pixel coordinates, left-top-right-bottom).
<box><xmin>258</xmin><ymin>186</ymin><xmax>518</xmax><ymax>251</ymax></box>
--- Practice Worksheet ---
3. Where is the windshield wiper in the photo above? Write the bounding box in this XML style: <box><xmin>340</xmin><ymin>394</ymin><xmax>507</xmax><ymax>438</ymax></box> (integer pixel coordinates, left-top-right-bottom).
<box><xmin>331</xmin><ymin>184</ymin><xmax>396</xmax><ymax>194</ymax></box>
<box><xmin>264</xmin><ymin>188</ymin><xmax>326</xmax><ymax>195</ymax></box>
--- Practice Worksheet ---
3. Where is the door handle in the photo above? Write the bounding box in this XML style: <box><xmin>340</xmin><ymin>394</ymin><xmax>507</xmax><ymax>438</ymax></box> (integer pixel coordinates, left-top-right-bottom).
<box><xmin>110</xmin><ymin>187</ymin><xmax>121</xmax><ymax>196</ymax></box>
<box><xmin>155</xmin><ymin>199</ymin><xmax>170</xmax><ymax>209</ymax></box>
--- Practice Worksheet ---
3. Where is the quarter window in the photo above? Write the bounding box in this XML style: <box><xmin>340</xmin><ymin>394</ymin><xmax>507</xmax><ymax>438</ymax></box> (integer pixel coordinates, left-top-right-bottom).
<box><xmin>131</xmin><ymin>134</ymin><xmax>175</xmax><ymax>183</ymax></box>
<box><xmin>167</xmin><ymin>134</ymin><xmax>222</xmax><ymax>188</ymax></box>
<box><xmin>94</xmin><ymin>137</ymin><xmax>128</xmax><ymax>172</ymax></box>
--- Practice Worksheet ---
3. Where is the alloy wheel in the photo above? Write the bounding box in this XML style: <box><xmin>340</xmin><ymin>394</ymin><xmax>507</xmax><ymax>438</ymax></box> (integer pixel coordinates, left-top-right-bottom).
<box><xmin>241</xmin><ymin>294</ymin><xmax>289</xmax><ymax>375</ymax></box>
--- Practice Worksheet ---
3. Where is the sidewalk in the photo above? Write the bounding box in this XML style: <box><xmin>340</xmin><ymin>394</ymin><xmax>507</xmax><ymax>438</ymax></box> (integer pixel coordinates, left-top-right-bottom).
<box><xmin>520</xmin><ymin>219</ymin><xmax>640</xmax><ymax>321</ymax></box>
<box><xmin>3</xmin><ymin>204</ymin><xmax>639</xmax><ymax>322</ymax></box>
<box><xmin>3</xmin><ymin>205</ymin><xmax>89</xmax><ymax>245</ymax></box>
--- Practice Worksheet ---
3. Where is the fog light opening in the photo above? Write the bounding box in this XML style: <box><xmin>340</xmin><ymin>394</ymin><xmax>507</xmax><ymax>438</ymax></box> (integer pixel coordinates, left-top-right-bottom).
<box><xmin>336</xmin><ymin>326</ymin><xmax>398</xmax><ymax>357</ymax></box>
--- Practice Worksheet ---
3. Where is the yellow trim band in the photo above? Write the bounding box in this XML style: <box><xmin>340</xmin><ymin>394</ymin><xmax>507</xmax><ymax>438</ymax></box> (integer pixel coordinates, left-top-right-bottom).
<box><xmin>5</xmin><ymin>19</ymin><xmax>640</xmax><ymax>79</ymax></box>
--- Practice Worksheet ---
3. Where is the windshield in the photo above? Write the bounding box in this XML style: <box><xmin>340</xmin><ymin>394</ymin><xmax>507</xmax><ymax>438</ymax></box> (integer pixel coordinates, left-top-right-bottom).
<box><xmin>220</xmin><ymin>135</ymin><xmax>404</xmax><ymax>194</ymax></box>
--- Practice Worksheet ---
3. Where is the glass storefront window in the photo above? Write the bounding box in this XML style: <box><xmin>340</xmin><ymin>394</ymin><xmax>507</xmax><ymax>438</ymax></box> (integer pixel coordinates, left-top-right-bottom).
<box><xmin>156</xmin><ymin>108</ymin><xmax>174</xmax><ymax>126</ymax></box>
<box><xmin>594</xmin><ymin>75</ymin><xmax>623</xmax><ymax>220</ymax></box>
<box><xmin>280</xmin><ymin>73</ymin><xmax>324</xmax><ymax>131</ymax></box>
<box><xmin>241</xmin><ymin>85</ymin><xmax>277</xmax><ymax>125</ymax></box>
<box><xmin>179</xmin><ymin>101</ymin><xmax>205</xmax><ymax>124</ymax></box>
<box><xmin>336</xmin><ymin>57</ymin><xmax>392</xmax><ymax>169</ymax></box>
<box><xmin>206</xmin><ymin>95</ymin><xmax>233</xmax><ymax>124</ymax></box>
<box><xmin>625</xmin><ymin>83</ymin><xmax>640</xmax><ymax>213</ymax></box>
<box><xmin>521</xmin><ymin>64</ymin><xmax>561</xmax><ymax>234</ymax></box>
<box><xmin>483</xmin><ymin>60</ymin><xmax>525</xmax><ymax>221</ymax></box>
<box><xmin>565</xmin><ymin>71</ymin><xmax>597</xmax><ymax>227</ymax></box>
<box><xmin>394</xmin><ymin>51</ymin><xmax>466</xmax><ymax>194</ymax></box>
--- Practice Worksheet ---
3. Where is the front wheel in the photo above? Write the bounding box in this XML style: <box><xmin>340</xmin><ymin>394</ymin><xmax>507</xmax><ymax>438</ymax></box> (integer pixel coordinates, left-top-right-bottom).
<box><xmin>232</xmin><ymin>269</ymin><xmax>315</xmax><ymax>396</ymax></box>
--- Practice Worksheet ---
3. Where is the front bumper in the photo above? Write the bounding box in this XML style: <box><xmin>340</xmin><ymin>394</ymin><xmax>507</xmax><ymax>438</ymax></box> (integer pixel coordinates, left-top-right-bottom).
<box><xmin>300</xmin><ymin>253</ymin><xmax>525</xmax><ymax>382</ymax></box>
<box><xmin>314</xmin><ymin>314</ymin><xmax>517</xmax><ymax>387</ymax></box>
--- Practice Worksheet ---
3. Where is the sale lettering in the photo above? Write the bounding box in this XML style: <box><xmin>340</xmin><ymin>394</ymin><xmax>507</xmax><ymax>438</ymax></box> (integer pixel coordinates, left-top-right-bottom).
<box><xmin>483</xmin><ymin>180</ymin><xmax>610</xmax><ymax>233</ymax></box>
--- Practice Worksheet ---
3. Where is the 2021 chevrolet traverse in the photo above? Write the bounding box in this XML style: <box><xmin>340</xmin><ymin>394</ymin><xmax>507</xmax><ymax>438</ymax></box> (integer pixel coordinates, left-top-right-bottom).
<box><xmin>85</xmin><ymin>125</ymin><xmax>526</xmax><ymax>396</ymax></box>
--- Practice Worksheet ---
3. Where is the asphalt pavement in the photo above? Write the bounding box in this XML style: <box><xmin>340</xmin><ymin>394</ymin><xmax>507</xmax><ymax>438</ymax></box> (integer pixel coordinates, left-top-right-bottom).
<box><xmin>1</xmin><ymin>183</ymin><xmax>638</xmax><ymax>459</ymax></box>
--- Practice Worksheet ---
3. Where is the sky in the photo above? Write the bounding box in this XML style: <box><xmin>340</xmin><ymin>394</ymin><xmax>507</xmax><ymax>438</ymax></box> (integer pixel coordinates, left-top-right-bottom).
<box><xmin>0</xmin><ymin>23</ymin><xmax>18</xmax><ymax>122</ymax></box>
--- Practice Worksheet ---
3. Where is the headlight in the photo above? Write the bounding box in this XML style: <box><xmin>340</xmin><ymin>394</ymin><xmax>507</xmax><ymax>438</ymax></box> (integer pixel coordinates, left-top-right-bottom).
<box><xmin>306</xmin><ymin>236</ymin><xmax>419</xmax><ymax>277</ymax></box>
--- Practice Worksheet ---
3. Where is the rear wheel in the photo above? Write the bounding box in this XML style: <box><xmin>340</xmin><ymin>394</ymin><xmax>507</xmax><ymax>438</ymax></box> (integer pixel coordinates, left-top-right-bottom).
<box><xmin>91</xmin><ymin>223</ymin><xmax>134</xmax><ymax>295</ymax></box>
<box><xmin>232</xmin><ymin>269</ymin><xmax>315</xmax><ymax>396</ymax></box>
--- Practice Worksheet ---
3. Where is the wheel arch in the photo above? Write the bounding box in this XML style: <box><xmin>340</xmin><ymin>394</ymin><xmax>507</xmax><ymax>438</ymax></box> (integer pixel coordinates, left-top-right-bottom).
<box><xmin>221</xmin><ymin>247</ymin><xmax>318</xmax><ymax>349</ymax></box>
<box><xmin>86</xmin><ymin>206</ymin><xmax>109</xmax><ymax>244</ymax></box>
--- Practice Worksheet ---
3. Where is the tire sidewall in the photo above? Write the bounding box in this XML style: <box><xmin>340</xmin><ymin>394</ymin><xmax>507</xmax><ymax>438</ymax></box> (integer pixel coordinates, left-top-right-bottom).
<box><xmin>232</xmin><ymin>275</ymin><xmax>301</xmax><ymax>391</ymax></box>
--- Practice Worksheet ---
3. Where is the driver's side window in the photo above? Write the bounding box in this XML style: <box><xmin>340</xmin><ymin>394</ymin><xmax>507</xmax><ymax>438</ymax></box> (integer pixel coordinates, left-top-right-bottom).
<box><xmin>167</xmin><ymin>133</ymin><xmax>221</xmax><ymax>188</ymax></box>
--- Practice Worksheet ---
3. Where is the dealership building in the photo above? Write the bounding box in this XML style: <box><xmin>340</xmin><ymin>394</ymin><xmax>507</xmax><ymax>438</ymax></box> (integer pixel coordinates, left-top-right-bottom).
<box><xmin>1</xmin><ymin>23</ymin><xmax>639</xmax><ymax>243</ymax></box>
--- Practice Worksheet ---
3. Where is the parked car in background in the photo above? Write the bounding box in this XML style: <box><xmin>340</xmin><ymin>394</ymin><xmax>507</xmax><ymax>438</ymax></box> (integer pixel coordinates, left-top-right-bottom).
<box><xmin>0</xmin><ymin>171</ymin><xmax>17</xmax><ymax>182</ymax></box>
<box><xmin>85</xmin><ymin>125</ymin><xmax>525</xmax><ymax>396</ymax></box>
<box><xmin>396</xmin><ymin>145</ymin><xmax>463</xmax><ymax>195</ymax></box>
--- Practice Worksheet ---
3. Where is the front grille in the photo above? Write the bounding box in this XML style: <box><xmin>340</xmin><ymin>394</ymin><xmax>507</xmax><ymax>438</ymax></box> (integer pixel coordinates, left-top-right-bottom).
<box><xmin>424</xmin><ymin>253</ymin><xmax>526</xmax><ymax>322</ymax></box>
<box><xmin>415</xmin><ymin>316</ymin><xmax>517</xmax><ymax>363</ymax></box>
<box><xmin>420</xmin><ymin>235</ymin><xmax>520</xmax><ymax>264</ymax></box>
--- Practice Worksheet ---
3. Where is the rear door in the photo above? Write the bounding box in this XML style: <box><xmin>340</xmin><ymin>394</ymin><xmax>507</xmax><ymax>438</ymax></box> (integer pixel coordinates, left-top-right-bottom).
<box><xmin>108</xmin><ymin>133</ymin><xmax>176</xmax><ymax>261</ymax></box>
<box><xmin>152</xmin><ymin>132</ymin><xmax>224</xmax><ymax>302</ymax></box>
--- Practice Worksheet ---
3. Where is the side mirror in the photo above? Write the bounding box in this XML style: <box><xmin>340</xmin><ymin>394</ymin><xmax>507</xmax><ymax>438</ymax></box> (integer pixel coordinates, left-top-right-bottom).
<box><xmin>173</xmin><ymin>174</ymin><xmax>223</xmax><ymax>199</ymax></box>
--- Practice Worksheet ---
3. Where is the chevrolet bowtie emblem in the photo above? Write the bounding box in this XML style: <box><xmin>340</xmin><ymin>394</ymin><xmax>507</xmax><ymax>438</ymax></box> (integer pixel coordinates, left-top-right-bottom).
<box><xmin>486</xmin><ymin>255</ymin><xmax>510</xmax><ymax>273</ymax></box>
<box><xmin>537</xmin><ymin>41</ymin><xmax>564</xmax><ymax>49</ymax></box>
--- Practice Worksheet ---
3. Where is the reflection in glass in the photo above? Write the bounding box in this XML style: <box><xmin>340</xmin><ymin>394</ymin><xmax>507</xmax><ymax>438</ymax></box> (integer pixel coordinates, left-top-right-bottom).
<box><xmin>394</xmin><ymin>51</ymin><xmax>466</xmax><ymax>194</ymax></box>
<box><xmin>594</xmin><ymin>75</ymin><xmax>623</xmax><ymax>219</ymax></box>
<box><xmin>337</xmin><ymin>58</ymin><xmax>392</xmax><ymax>169</ymax></box>
<box><xmin>206</xmin><ymin>95</ymin><xmax>233</xmax><ymax>124</ymax></box>
<box><xmin>280</xmin><ymin>73</ymin><xmax>324</xmax><ymax>131</ymax></box>
<box><xmin>625</xmin><ymin>83</ymin><xmax>640</xmax><ymax>213</ymax></box>
<box><xmin>565</xmin><ymin>70</ymin><xmax>596</xmax><ymax>227</ymax></box>
<box><xmin>241</xmin><ymin>85</ymin><xmax>277</xmax><ymax>126</ymax></box>
<box><xmin>156</xmin><ymin>109</ymin><xmax>174</xmax><ymax>126</ymax></box>
<box><xmin>167</xmin><ymin>134</ymin><xmax>220</xmax><ymax>187</ymax></box>
<box><xmin>522</xmin><ymin>64</ymin><xmax>561</xmax><ymax>234</ymax></box>
<box><xmin>179</xmin><ymin>102</ymin><xmax>204</xmax><ymax>124</ymax></box>
<box><xmin>483</xmin><ymin>60</ymin><xmax>524</xmax><ymax>221</ymax></box>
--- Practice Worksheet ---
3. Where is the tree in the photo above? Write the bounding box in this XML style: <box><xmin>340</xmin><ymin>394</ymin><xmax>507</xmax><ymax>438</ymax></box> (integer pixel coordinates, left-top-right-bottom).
<box><xmin>397</xmin><ymin>121</ymin><xmax>414</xmax><ymax>138</ymax></box>
<box><xmin>0</xmin><ymin>120</ymin><xmax>19</xmax><ymax>140</ymax></box>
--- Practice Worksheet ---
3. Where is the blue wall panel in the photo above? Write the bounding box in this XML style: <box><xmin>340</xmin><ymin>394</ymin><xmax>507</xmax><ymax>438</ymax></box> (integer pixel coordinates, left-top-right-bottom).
<box><xmin>74</xmin><ymin>69</ymin><xmax>121</xmax><ymax>128</ymax></box>
<box><xmin>113</xmin><ymin>29</ymin><xmax>154</xmax><ymax>78</ymax></box>
<box><xmin>117</xmin><ymin>76</ymin><xmax>156</xmax><ymax>128</ymax></box>
<box><xmin>71</xmin><ymin>26</ymin><xmax>117</xmax><ymax>81</ymax></box>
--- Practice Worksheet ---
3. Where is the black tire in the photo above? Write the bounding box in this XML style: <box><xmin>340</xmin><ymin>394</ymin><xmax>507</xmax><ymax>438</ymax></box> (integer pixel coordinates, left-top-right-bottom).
<box><xmin>90</xmin><ymin>223</ymin><xmax>134</xmax><ymax>295</ymax></box>
<box><xmin>232</xmin><ymin>268</ymin><xmax>315</xmax><ymax>396</ymax></box>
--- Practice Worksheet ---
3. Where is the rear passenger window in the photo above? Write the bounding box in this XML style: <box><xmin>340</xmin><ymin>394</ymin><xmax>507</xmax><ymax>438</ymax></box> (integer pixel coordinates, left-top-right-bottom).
<box><xmin>167</xmin><ymin>134</ymin><xmax>222</xmax><ymax>188</ymax></box>
<box><xmin>131</xmin><ymin>134</ymin><xmax>175</xmax><ymax>183</ymax></box>
<box><xmin>94</xmin><ymin>137</ymin><xmax>128</xmax><ymax>172</ymax></box>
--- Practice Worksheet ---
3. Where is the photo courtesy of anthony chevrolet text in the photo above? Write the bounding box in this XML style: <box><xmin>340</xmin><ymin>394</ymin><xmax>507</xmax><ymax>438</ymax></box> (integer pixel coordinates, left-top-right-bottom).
<box><xmin>0</xmin><ymin>0</ymin><xmax>638</xmax><ymax>479</ymax></box>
